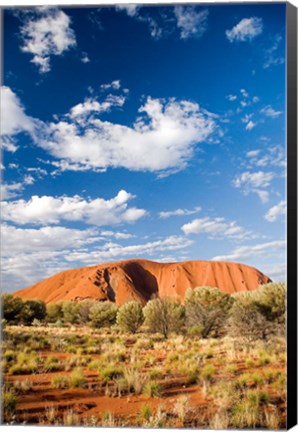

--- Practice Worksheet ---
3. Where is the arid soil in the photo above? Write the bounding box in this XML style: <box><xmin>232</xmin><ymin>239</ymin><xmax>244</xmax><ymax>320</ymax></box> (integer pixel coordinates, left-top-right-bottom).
<box><xmin>14</xmin><ymin>259</ymin><xmax>271</xmax><ymax>304</ymax></box>
<box><xmin>3</xmin><ymin>326</ymin><xmax>286</xmax><ymax>428</ymax></box>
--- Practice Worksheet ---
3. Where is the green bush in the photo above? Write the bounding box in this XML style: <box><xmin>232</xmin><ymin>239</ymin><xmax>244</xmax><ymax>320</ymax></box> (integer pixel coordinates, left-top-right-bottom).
<box><xmin>77</xmin><ymin>299</ymin><xmax>99</xmax><ymax>324</ymax></box>
<box><xmin>2</xmin><ymin>294</ymin><xmax>24</xmax><ymax>324</ymax></box>
<box><xmin>46</xmin><ymin>303</ymin><xmax>63</xmax><ymax>323</ymax></box>
<box><xmin>185</xmin><ymin>287</ymin><xmax>234</xmax><ymax>338</ymax></box>
<box><xmin>61</xmin><ymin>301</ymin><xmax>79</xmax><ymax>324</ymax></box>
<box><xmin>143</xmin><ymin>297</ymin><xmax>185</xmax><ymax>338</ymax></box>
<box><xmin>19</xmin><ymin>299</ymin><xmax>46</xmax><ymax>325</ymax></box>
<box><xmin>116</xmin><ymin>301</ymin><xmax>144</xmax><ymax>333</ymax></box>
<box><xmin>89</xmin><ymin>302</ymin><xmax>118</xmax><ymax>328</ymax></box>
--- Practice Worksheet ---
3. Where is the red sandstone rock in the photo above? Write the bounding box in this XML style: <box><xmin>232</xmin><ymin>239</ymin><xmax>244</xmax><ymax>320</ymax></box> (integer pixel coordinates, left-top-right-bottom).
<box><xmin>14</xmin><ymin>259</ymin><xmax>271</xmax><ymax>305</ymax></box>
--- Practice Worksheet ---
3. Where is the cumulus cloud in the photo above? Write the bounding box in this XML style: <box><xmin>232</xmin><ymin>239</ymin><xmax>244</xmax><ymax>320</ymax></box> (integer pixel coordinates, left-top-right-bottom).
<box><xmin>1</xmin><ymin>86</ymin><xmax>34</xmax><ymax>136</ymax></box>
<box><xmin>246</xmin><ymin>145</ymin><xmax>286</xmax><ymax>169</ymax></box>
<box><xmin>226</xmin><ymin>17</ymin><xmax>263</xmax><ymax>42</ymax></box>
<box><xmin>174</xmin><ymin>7</ymin><xmax>208</xmax><ymax>39</ymax></box>
<box><xmin>264</xmin><ymin>200</ymin><xmax>286</xmax><ymax>222</ymax></box>
<box><xmin>233</xmin><ymin>171</ymin><xmax>274</xmax><ymax>202</ymax></box>
<box><xmin>65</xmin><ymin>235</ymin><xmax>193</xmax><ymax>264</ymax></box>
<box><xmin>2</xmin><ymin>190</ymin><xmax>147</xmax><ymax>226</ymax></box>
<box><xmin>19</xmin><ymin>8</ymin><xmax>76</xmax><ymax>73</ymax></box>
<box><xmin>212</xmin><ymin>240</ymin><xmax>285</xmax><ymax>262</ymax></box>
<box><xmin>1</xmin><ymin>223</ymin><xmax>101</xmax><ymax>290</ymax></box>
<box><xmin>1</xmin><ymin>225</ymin><xmax>192</xmax><ymax>291</ymax></box>
<box><xmin>159</xmin><ymin>206</ymin><xmax>201</xmax><ymax>219</ymax></box>
<box><xmin>181</xmin><ymin>216</ymin><xmax>252</xmax><ymax>240</ymax></box>
<box><xmin>69</xmin><ymin>94</ymin><xmax>126</xmax><ymax>118</ymax></box>
<box><xmin>36</xmin><ymin>96</ymin><xmax>216</xmax><ymax>175</ymax></box>
<box><xmin>1</xmin><ymin>182</ymin><xmax>24</xmax><ymax>200</ymax></box>
<box><xmin>260</xmin><ymin>105</ymin><xmax>283</xmax><ymax>118</ymax></box>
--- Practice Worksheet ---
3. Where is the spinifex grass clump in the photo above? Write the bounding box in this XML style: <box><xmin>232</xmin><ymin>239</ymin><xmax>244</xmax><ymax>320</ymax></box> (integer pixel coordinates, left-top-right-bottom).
<box><xmin>69</xmin><ymin>368</ymin><xmax>87</xmax><ymax>388</ymax></box>
<box><xmin>9</xmin><ymin>351</ymin><xmax>38</xmax><ymax>375</ymax></box>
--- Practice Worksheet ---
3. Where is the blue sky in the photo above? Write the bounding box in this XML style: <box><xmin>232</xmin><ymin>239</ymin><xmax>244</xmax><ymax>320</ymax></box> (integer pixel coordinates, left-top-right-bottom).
<box><xmin>1</xmin><ymin>3</ymin><xmax>287</xmax><ymax>292</ymax></box>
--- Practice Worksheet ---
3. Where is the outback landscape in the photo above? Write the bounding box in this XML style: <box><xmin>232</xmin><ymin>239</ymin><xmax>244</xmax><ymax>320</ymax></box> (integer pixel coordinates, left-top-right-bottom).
<box><xmin>1</xmin><ymin>259</ymin><xmax>286</xmax><ymax>428</ymax></box>
<box><xmin>1</xmin><ymin>3</ymin><xmax>287</xmax><ymax>429</ymax></box>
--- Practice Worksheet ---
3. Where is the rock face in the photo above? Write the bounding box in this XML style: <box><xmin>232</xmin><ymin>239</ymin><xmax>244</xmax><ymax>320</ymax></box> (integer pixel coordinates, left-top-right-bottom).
<box><xmin>14</xmin><ymin>259</ymin><xmax>272</xmax><ymax>305</ymax></box>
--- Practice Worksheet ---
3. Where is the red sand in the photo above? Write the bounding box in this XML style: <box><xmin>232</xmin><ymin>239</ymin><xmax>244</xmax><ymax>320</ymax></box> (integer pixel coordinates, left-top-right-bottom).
<box><xmin>14</xmin><ymin>259</ymin><xmax>271</xmax><ymax>304</ymax></box>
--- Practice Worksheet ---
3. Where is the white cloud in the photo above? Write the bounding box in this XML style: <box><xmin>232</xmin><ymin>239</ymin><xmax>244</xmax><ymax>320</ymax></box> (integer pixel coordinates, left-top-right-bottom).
<box><xmin>1</xmin><ymin>182</ymin><xmax>24</xmax><ymax>200</ymax></box>
<box><xmin>226</xmin><ymin>94</ymin><xmax>237</xmax><ymax>101</ymax></box>
<box><xmin>240</xmin><ymin>88</ymin><xmax>249</xmax><ymax>98</ymax></box>
<box><xmin>253</xmin><ymin>96</ymin><xmax>260</xmax><ymax>103</ymax></box>
<box><xmin>1</xmin><ymin>136</ymin><xmax>19</xmax><ymax>153</ymax></box>
<box><xmin>1</xmin><ymin>223</ymin><xmax>101</xmax><ymax>290</ymax></box>
<box><xmin>115</xmin><ymin>5</ymin><xmax>139</xmax><ymax>17</ymax></box>
<box><xmin>263</xmin><ymin>35</ymin><xmax>285</xmax><ymax>69</ymax></box>
<box><xmin>246</xmin><ymin>145</ymin><xmax>286</xmax><ymax>169</ymax></box>
<box><xmin>233</xmin><ymin>171</ymin><xmax>274</xmax><ymax>189</ymax></box>
<box><xmin>174</xmin><ymin>7</ymin><xmax>208</xmax><ymax>39</ymax></box>
<box><xmin>69</xmin><ymin>94</ymin><xmax>126</xmax><ymax>119</ymax></box>
<box><xmin>65</xmin><ymin>235</ymin><xmax>193</xmax><ymax>264</ymax></box>
<box><xmin>159</xmin><ymin>206</ymin><xmax>201</xmax><ymax>219</ymax></box>
<box><xmin>246</xmin><ymin>149</ymin><xmax>260</xmax><ymax>158</ymax></box>
<box><xmin>245</xmin><ymin>120</ymin><xmax>257</xmax><ymax>130</ymax></box>
<box><xmin>181</xmin><ymin>216</ymin><xmax>252</xmax><ymax>240</ymax></box>
<box><xmin>226</xmin><ymin>17</ymin><xmax>263</xmax><ymax>42</ymax></box>
<box><xmin>1</xmin><ymin>86</ymin><xmax>34</xmax><ymax>136</ymax></box>
<box><xmin>100</xmin><ymin>80</ymin><xmax>121</xmax><ymax>91</ymax></box>
<box><xmin>260</xmin><ymin>105</ymin><xmax>283</xmax><ymax>118</ymax></box>
<box><xmin>20</xmin><ymin>8</ymin><xmax>76</xmax><ymax>73</ymax></box>
<box><xmin>264</xmin><ymin>200</ymin><xmax>286</xmax><ymax>222</ymax></box>
<box><xmin>233</xmin><ymin>171</ymin><xmax>275</xmax><ymax>202</ymax></box>
<box><xmin>37</xmin><ymin>96</ymin><xmax>216</xmax><ymax>175</ymax></box>
<box><xmin>2</xmin><ymin>190</ymin><xmax>147</xmax><ymax>226</ymax></box>
<box><xmin>212</xmin><ymin>240</ymin><xmax>285</xmax><ymax>262</ymax></box>
<box><xmin>81</xmin><ymin>52</ymin><xmax>90</xmax><ymax>63</ymax></box>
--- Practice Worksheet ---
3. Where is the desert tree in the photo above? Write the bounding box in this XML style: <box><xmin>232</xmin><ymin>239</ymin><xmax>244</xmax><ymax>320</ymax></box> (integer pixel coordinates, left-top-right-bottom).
<box><xmin>77</xmin><ymin>299</ymin><xmax>98</xmax><ymax>324</ymax></box>
<box><xmin>46</xmin><ymin>302</ymin><xmax>64</xmax><ymax>323</ymax></box>
<box><xmin>185</xmin><ymin>287</ymin><xmax>234</xmax><ymax>338</ymax></box>
<box><xmin>89</xmin><ymin>301</ymin><xmax>118</xmax><ymax>328</ymax></box>
<box><xmin>143</xmin><ymin>297</ymin><xmax>185</xmax><ymax>338</ymax></box>
<box><xmin>61</xmin><ymin>301</ymin><xmax>79</xmax><ymax>324</ymax></box>
<box><xmin>253</xmin><ymin>283</ymin><xmax>286</xmax><ymax>324</ymax></box>
<box><xmin>116</xmin><ymin>301</ymin><xmax>144</xmax><ymax>333</ymax></box>
<box><xmin>2</xmin><ymin>294</ymin><xmax>23</xmax><ymax>324</ymax></box>
<box><xmin>19</xmin><ymin>299</ymin><xmax>46</xmax><ymax>325</ymax></box>
<box><xmin>228</xmin><ymin>292</ymin><xmax>273</xmax><ymax>342</ymax></box>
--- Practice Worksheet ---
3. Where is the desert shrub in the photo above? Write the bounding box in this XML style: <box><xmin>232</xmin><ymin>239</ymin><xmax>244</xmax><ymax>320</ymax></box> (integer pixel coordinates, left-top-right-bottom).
<box><xmin>143</xmin><ymin>297</ymin><xmax>185</xmax><ymax>338</ymax></box>
<box><xmin>253</xmin><ymin>283</ymin><xmax>286</xmax><ymax>324</ymax></box>
<box><xmin>123</xmin><ymin>367</ymin><xmax>145</xmax><ymax>394</ymax></box>
<box><xmin>61</xmin><ymin>301</ymin><xmax>79</xmax><ymax>324</ymax></box>
<box><xmin>116</xmin><ymin>301</ymin><xmax>144</xmax><ymax>333</ymax></box>
<box><xmin>228</xmin><ymin>294</ymin><xmax>272</xmax><ymax>341</ymax></box>
<box><xmin>63</xmin><ymin>409</ymin><xmax>81</xmax><ymax>426</ymax></box>
<box><xmin>2</xmin><ymin>386</ymin><xmax>16</xmax><ymax>422</ymax></box>
<box><xmin>46</xmin><ymin>303</ymin><xmax>63</xmax><ymax>323</ymax></box>
<box><xmin>138</xmin><ymin>404</ymin><xmax>152</xmax><ymax>422</ymax></box>
<box><xmin>173</xmin><ymin>395</ymin><xmax>190</xmax><ymax>423</ymax></box>
<box><xmin>9</xmin><ymin>352</ymin><xmax>38</xmax><ymax>374</ymax></box>
<box><xmin>100</xmin><ymin>366</ymin><xmax>123</xmax><ymax>382</ymax></box>
<box><xmin>77</xmin><ymin>299</ymin><xmax>98</xmax><ymax>324</ymax></box>
<box><xmin>13</xmin><ymin>379</ymin><xmax>33</xmax><ymax>393</ymax></box>
<box><xmin>69</xmin><ymin>368</ymin><xmax>86</xmax><ymax>388</ymax></box>
<box><xmin>185</xmin><ymin>287</ymin><xmax>234</xmax><ymax>338</ymax></box>
<box><xmin>142</xmin><ymin>381</ymin><xmax>162</xmax><ymax>398</ymax></box>
<box><xmin>89</xmin><ymin>302</ymin><xmax>118</xmax><ymax>328</ymax></box>
<box><xmin>2</xmin><ymin>294</ymin><xmax>23</xmax><ymax>324</ymax></box>
<box><xmin>51</xmin><ymin>375</ymin><xmax>68</xmax><ymax>389</ymax></box>
<box><xmin>43</xmin><ymin>356</ymin><xmax>61</xmax><ymax>372</ymax></box>
<box><xmin>19</xmin><ymin>299</ymin><xmax>46</xmax><ymax>325</ymax></box>
<box><xmin>200</xmin><ymin>364</ymin><xmax>215</xmax><ymax>381</ymax></box>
